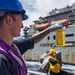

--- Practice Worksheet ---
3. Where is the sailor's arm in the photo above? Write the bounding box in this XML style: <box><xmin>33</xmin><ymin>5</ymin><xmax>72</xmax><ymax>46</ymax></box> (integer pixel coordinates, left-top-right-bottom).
<box><xmin>32</xmin><ymin>23</ymin><xmax>63</xmax><ymax>44</ymax></box>
<box><xmin>49</xmin><ymin>58</ymin><xmax>59</xmax><ymax>66</ymax></box>
<box><xmin>32</xmin><ymin>27</ymin><xmax>50</xmax><ymax>44</ymax></box>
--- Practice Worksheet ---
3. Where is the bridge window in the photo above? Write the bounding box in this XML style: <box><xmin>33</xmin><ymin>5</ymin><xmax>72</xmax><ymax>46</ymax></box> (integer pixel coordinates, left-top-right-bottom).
<box><xmin>53</xmin><ymin>35</ymin><xmax>56</xmax><ymax>40</ymax></box>
<box><xmin>47</xmin><ymin>36</ymin><xmax>50</xmax><ymax>40</ymax></box>
<box><xmin>66</xmin><ymin>34</ymin><xmax>74</xmax><ymax>37</ymax></box>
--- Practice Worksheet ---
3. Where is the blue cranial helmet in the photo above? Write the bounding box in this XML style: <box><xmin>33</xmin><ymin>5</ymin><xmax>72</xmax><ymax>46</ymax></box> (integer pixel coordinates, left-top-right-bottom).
<box><xmin>0</xmin><ymin>0</ymin><xmax>28</xmax><ymax>20</ymax></box>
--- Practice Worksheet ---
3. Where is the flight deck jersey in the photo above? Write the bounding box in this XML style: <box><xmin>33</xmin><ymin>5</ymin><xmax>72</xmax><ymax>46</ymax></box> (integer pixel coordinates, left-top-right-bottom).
<box><xmin>0</xmin><ymin>37</ymin><xmax>34</xmax><ymax>75</ymax></box>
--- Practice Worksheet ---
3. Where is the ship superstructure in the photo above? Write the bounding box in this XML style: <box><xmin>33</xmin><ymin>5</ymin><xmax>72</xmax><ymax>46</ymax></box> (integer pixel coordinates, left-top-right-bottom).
<box><xmin>22</xmin><ymin>3</ymin><xmax>75</xmax><ymax>65</ymax></box>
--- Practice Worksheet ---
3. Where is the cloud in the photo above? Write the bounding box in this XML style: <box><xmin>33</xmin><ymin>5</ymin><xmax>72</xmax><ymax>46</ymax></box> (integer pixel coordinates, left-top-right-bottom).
<box><xmin>20</xmin><ymin>0</ymin><xmax>75</xmax><ymax>27</ymax></box>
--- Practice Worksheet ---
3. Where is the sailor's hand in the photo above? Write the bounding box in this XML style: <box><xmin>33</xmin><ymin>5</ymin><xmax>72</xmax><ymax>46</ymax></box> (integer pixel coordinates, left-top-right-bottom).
<box><xmin>56</xmin><ymin>60</ymin><xmax>60</xmax><ymax>63</ymax></box>
<box><xmin>49</xmin><ymin>23</ymin><xmax>63</xmax><ymax>32</ymax></box>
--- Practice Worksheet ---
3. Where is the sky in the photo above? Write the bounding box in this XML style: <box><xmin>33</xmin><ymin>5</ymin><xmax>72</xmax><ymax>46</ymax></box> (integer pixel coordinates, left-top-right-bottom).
<box><xmin>20</xmin><ymin>0</ymin><xmax>75</xmax><ymax>27</ymax></box>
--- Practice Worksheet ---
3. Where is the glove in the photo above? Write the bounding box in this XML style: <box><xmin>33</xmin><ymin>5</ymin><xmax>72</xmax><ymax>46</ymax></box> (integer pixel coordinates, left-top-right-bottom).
<box><xmin>49</xmin><ymin>23</ymin><xmax>63</xmax><ymax>32</ymax></box>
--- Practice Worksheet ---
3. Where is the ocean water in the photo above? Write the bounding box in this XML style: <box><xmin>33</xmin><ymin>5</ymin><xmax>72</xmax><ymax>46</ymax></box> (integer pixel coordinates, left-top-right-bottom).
<box><xmin>25</xmin><ymin>61</ymin><xmax>75</xmax><ymax>74</ymax></box>
<box><xmin>25</xmin><ymin>61</ymin><xmax>47</xmax><ymax>75</ymax></box>
<box><xmin>25</xmin><ymin>61</ymin><xmax>43</xmax><ymax>72</ymax></box>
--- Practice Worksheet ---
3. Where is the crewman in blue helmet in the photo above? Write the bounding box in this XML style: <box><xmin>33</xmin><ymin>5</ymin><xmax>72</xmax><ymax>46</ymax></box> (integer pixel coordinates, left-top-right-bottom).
<box><xmin>0</xmin><ymin>0</ymin><xmax>63</xmax><ymax>75</ymax></box>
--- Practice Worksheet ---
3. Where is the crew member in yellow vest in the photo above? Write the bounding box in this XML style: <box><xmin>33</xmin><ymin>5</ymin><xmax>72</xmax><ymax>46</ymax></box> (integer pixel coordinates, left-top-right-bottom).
<box><xmin>48</xmin><ymin>49</ymin><xmax>60</xmax><ymax>75</ymax></box>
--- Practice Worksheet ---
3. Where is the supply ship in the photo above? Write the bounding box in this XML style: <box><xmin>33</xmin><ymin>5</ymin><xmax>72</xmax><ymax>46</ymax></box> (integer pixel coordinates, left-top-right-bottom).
<box><xmin>22</xmin><ymin>3</ymin><xmax>75</xmax><ymax>75</ymax></box>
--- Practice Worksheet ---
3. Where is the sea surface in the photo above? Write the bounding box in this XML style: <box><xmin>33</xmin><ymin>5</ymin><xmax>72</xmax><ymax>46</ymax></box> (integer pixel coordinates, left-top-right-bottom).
<box><xmin>25</xmin><ymin>61</ymin><xmax>43</xmax><ymax>72</ymax></box>
<box><xmin>25</xmin><ymin>61</ymin><xmax>75</xmax><ymax>74</ymax></box>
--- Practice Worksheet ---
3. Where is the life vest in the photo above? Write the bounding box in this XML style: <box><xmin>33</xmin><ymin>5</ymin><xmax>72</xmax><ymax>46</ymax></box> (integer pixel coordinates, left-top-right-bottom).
<box><xmin>0</xmin><ymin>40</ymin><xmax>27</xmax><ymax>75</ymax></box>
<box><xmin>49</xmin><ymin>56</ymin><xmax>60</xmax><ymax>73</ymax></box>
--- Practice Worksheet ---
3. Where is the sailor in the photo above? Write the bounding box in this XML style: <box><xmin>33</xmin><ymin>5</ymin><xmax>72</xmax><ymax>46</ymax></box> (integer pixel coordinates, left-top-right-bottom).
<box><xmin>0</xmin><ymin>0</ymin><xmax>63</xmax><ymax>75</ymax></box>
<box><xmin>48</xmin><ymin>49</ymin><xmax>61</xmax><ymax>75</ymax></box>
